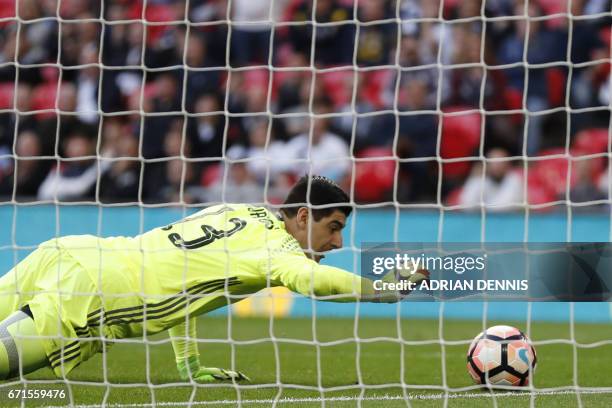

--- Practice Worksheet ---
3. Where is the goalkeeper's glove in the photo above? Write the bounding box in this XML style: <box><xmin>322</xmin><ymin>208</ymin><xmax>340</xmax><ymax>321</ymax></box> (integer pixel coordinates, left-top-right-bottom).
<box><xmin>377</xmin><ymin>263</ymin><xmax>430</xmax><ymax>301</ymax></box>
<box><xmin>176</xmin><ymin>356</ymin><xmax>250</xmax><ymax>382</ymax></box>
<box><xmin>385</xmin><ymin>266</ymin><xmax>429</xmax><ymax>292</ymax></box>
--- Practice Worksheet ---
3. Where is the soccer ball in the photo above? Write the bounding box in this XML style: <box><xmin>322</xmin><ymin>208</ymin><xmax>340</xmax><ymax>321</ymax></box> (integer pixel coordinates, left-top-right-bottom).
<box><xmin>467</xmin><ymin>325</ymin><xmax>537</xmax><ymax>386</ymax></box>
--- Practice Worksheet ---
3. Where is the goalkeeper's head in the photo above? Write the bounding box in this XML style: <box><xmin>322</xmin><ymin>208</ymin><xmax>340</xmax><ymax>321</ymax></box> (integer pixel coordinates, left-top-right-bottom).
<box><xmin>281</xmin><ymin>175</ymin><xmax>352</xmax><ymax>261</ymax></box>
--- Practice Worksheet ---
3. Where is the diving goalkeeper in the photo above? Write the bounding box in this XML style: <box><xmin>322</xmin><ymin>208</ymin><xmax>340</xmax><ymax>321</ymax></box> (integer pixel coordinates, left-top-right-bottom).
<box><xmin>0</xmin><ymin>176</ymin><xmax>427</xmax><ymax>382</ymax></box>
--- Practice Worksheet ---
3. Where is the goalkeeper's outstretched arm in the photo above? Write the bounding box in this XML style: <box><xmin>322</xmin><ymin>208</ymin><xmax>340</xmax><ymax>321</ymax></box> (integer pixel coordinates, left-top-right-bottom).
<box><xmin>268</xmin><ymin>250</ymin><xmax>428</xmax><ymax>303</ymax></box>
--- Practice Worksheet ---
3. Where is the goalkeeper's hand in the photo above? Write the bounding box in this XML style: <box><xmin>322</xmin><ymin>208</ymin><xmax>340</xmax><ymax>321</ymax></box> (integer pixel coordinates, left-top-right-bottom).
<box><xmin>176</xmin><ymin>356</ymin><xmax>250</xmax><ymax>382</ymax></box>
<box><xmin>377</xmin><ymin>263</ymin><xmax>430</xmax><ymax>301</ymax></box>
<box><xmin>385</xmin><ymin>266</ymin><xmax>430</xmax><ymax>291</ymax></box>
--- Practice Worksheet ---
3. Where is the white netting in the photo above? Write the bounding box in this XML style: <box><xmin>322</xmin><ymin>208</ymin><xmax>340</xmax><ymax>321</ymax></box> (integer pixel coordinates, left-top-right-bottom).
<box><xmin>1</xmin><ymin>0</ymin><xmax>612</xmax><ymax>407</ymax></box>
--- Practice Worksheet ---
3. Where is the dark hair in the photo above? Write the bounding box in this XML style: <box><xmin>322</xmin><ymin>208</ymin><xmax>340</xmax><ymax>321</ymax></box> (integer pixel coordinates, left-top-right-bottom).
<box><xmin>282</xmin><ymin>175</ymin><xmax>352</xmax><ymax>221</ymax></box>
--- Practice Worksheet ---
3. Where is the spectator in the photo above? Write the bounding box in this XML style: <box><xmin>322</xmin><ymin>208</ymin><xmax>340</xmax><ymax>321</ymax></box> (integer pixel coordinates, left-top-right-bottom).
<box><xmin>75</xmin><ymin>11</ymin><xmax>101</xmax><ymax>50</ymax></box>
<box><xmin>184</xmin><ymin>33</ymin><xmax>222</xmax><ymax>109</ymax></box>
<box><xmin>391</xmin><ymin>34</ymin><xmax>440</xmax><ymax>107</ymax></box>
<box><xmin>567</xmin><ymin>0</ymin><xmax>611</xmax><ymax>131</ymax></box>
<box><xmin>143</xmin><ymin>7</ymin><xmax>184</xmax><ymax>70</ymax></box>
<box><xmin>243</xmin><ymin>85</ymin><xmax>269</xmax><ymax>117</ymax></box>
<box><xmin>356</xmin><ymin>0</ymin><xmax>397</xmax><ymax>66</ymax></box>
<box><xmin>0</xmin><ymin>130</ymin><xmax>52</xmax><ymax>201</ymax></box>
<box><xmin>230</xmin><ymin>0</ymin><xmax>273</xmax><ymax>66</ymax></box>
<box><xmin>395</xmin><ymin>78</ymin><xmax>439</xmax><ymax>202</ymax></box>
<box><xmin>0</xmin><ymin>84</ymin><xmax>37</xmax><ymax>153</ymax></box>
<box><xmin>102</xmin><ymin>3</ymin><xmax>144</xmax><ymax>112</ymax></box>
<box><xmin>204</xmin><ymin>145</ymin><xmax>267</xmax><ymax>204</ymax></box>
<box><xmin>371</xmin><ymin>75</ymin><xmax>438</xmax><ymax>202</ymax></box>
<box><xmin>124</xmin><ymin>21</ymin><xmax>146</xmax><ymax>67</ymax></box>
<box><xmin>187</xmin><ymin>93</ymin><xmax>225</xmax><ymax>162</ymax></box>
<box><xmin>14</xmin><ymin>130</ymin><xmax>53</xmax><ymax>199</ymax></box>
<box><xmin>163</xmin><ymin>119</ymin><xmax>190</xmax><ymax>161</ymax></box>
<box><xmin>569</xmin><ymin>0</ymin><xmax>608</xmax><ymax>73</ymax></box>
<box><xmin>279</xmin><ymin>75</ymin><xmax>331</xmax><ymax>138</ymax></box>
<box><xmin>569</xmin><ymin>159</ymin><xmax>605</xmax><ymax>210</ymax></box>
<box><xmin>37</xmin><ymin>127</ymin><xmax>108</xmax><ymax>201</ymax></box>
<box><xmin>496</xmin><ymin>2</ymin><xmax>567</xmax><ymax>154</ymax></box>
<box><xmin>75</xmin><ymin>45</ymin><xmax>101</xmax><ymax>124</ymax></box>
<box><xmin>103</xmin><ymin>3</ymin><xmax>133</xmax><ymax>67</ymax></box>
<box><xmin>15</xmin><ymin>0</ymin><xmax>58</xmax><ymax>66</ymax></box>
<box><xmin>99</xmin><ymin>121</ymin><xmax>141</xmax><ymax>204</ymax></box>
<box><xmin>102</xmin><ymin>15</ymin><xmax>144</xmax><ymax>115</ymax></box>
<box><xmin>287</xmin><ymin>0</ymin><xmax>355</xmax><ymax>66</ymax></box>
<box><xmin>35</xmin><ymin>84</ymin><xmax>84</xmax><ymax>160</ymax></box>
<box><xmin>285</xmin><ymin>103</ymin><xmax>350</xmax><ymax>182</ymax></box>
<box><xmin>157</xmin><ymin>158</ymin><xmax>200</xmax><ymax>204</ymax></box>
<box><xmin>189</xmin><ymin>1</ymin><xmax>229</xmax><ymax>66</ymax></box>
<box><xmin>145</xmin><ymin>119</ymin><xmax>200</xmax><ymax>204</ymax></box>
<box><xmin>226</xmin><ymin>118</ymin><xmax>294</xmax><ymax>185</ymax></box>
<box><xmin>447</xmin><ymin>25</ymin><xmax>489</xmax><ymax>107</ymax></box>
<box><xmin>59</xmin><ymin>24</ymin><xmax>82</xmax><ymax>82</ymax></box>
<box><xmin>226</xmin><ymin>70</ymin><xmax>272</xmax><ymax>144</ymax></box>
<box><xmin>458</xmin><ymin>147</ymin><xmax>524</xmax><ymax>211</ymax></box>
<box><xmin>400</xmin><ymin>0</ymin><xmax>454</xmax><ymax>65</ymax></box>
<box><xmin>334</xmin><ymin>75</ymin><xmax>384</xmax><ymax>150</ymax></box>
<box><xmin>275</xmin><ymin>52</ymin><xmax>310</xmax><ymax>113</ymax></box>
<box><xmin>0</xmin><ymin>25</ymin><xmax>19</xmax><ymax>83</ymax></box>
<box><xmin>142</xmin><ymin>73</ymin><xmax>182</xmax><ymax>159</ymax></box>
<box><xmin>0</xmin><ymin>1</ymin><xmax>57</xmax><ymax>85</ymax></box>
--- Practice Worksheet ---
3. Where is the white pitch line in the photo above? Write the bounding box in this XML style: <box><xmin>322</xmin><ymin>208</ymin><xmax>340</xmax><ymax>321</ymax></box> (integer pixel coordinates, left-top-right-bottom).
<box><xmin>42</xmin><ymin>389</ymin><xmax>612</xmax><ymax>408</ymax></box>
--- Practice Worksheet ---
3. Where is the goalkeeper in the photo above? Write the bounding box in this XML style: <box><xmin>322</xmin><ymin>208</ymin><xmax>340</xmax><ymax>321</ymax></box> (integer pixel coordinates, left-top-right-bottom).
<box><xmin>0</xmin><ymin>176</ymin><xmax>427</xmax><ymax>382</ymax></box>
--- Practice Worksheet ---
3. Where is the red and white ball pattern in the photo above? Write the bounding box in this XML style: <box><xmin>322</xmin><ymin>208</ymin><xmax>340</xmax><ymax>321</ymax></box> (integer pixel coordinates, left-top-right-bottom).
<box><xmin>467</xmin><ymin>325</ymin><xmax>537</xmax><ymax>386</ymax></box>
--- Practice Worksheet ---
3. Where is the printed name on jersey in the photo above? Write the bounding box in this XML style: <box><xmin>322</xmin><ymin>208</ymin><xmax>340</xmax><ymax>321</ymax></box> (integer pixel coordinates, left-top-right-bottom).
<box><xmin>247</xmin><ymin>206</ymin><xmax>276</xmax><ymax>230</ymax></box>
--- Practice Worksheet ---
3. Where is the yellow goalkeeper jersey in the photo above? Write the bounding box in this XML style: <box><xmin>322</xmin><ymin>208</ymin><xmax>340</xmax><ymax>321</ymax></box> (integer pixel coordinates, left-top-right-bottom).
<box><xmin>39</xmin><ymin>204</ymin><xmax>363</xmax><ymax>340</ymax></box>
<box><xmin>0</xmin><ymin>204</ymin><xmax>380</xmax><ymax>377</ymax></box>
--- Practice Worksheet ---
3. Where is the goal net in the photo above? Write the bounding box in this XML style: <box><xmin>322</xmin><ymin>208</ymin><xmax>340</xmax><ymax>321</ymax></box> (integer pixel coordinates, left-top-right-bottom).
<box><xmin>0</xmin><ymin>0</ymin><xmax>611</xmax><ymax>406</ymax></box>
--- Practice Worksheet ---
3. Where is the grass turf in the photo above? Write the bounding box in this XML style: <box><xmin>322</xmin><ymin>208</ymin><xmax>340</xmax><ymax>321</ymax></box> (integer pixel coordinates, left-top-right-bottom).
<box><xmin>1</xmin><ymin>316</ymin><xmax>611</xmax><ymax>407</ymax></box>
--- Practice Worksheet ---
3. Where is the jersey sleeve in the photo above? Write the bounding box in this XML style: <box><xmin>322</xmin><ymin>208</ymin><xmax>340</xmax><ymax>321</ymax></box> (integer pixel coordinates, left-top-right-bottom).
<box><xmin>168</xmin><ymin>317</ymin><xmax>199</xmax><ymax>363</ymax></box>
<box><xmin>266</xmin><ymin>249</ymin><xmax>376</xmax><ymax>302</ymax></box>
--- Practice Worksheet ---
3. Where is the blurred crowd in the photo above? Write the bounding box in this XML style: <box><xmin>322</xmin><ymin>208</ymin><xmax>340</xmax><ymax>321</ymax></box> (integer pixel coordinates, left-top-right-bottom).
<box><xmin>0</xmin><ymin>0</ymin><xmax>611</xmax><ymax>210</ymax></box>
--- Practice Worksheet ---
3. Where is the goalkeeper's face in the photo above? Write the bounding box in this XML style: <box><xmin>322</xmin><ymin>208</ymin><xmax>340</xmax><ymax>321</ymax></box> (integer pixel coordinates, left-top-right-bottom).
<box><xmin>292</xmin><ymin>208</ymin><xmax>346</xmax><ymax>262</ymax></box>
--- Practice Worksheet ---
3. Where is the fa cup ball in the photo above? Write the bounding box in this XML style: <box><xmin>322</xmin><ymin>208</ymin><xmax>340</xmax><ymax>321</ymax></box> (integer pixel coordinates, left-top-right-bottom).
<box><xmin>467</xmin><ymin>325</ymin><xmax>537</xmax><ymax>386</ymax></box>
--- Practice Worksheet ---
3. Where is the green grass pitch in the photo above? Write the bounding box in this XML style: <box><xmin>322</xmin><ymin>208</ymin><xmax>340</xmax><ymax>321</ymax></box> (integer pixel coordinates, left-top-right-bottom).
<box><xmin>1</xmin><ymin>316</ymin><xmax>611</xmax><ymax>407</ymax></box>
